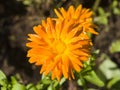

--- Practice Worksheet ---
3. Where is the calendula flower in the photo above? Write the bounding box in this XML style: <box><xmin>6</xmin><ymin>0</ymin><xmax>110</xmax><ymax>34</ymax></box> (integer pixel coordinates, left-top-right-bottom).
<box><xmin>54</xmin><ymin>5</ymin><xmax>98</xmax><ymax>35</ymax></box>
<box><xmin>27</xmin><ymin>18</ymin><xmax>93</xmax><ymax>81</ymax></box>
<box><xmin>26</xmin><ymin>5</ymin><xmax>97</xmax><ymax>81</ymax></box>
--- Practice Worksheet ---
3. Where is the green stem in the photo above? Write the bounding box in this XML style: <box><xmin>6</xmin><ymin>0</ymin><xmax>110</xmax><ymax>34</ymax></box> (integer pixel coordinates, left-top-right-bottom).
<box><xmin>93</xmin><ymin>0</ymin><xmax>101</xmax><ymax>12</ymax></box>
<box><xmin>80</xmin><ymin>75</ymin><xmax>87</xmax><ymax>90</ymax></box>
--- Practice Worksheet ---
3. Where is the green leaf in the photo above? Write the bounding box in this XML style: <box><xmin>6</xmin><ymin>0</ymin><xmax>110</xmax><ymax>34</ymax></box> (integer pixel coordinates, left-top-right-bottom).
<box><xmin>47</xmin><ymin>83</ymin><xmax>55</xmax><ymax>90</ymax></box>
<box><xmin>12</xmin><ymin>83</ymin><xmax>26</xmax><ymax>90</ymax></box>
<box><xmin>81</xmin><ymin>66</ymin><xmax>92</xmax><ymax>74</ymax></box>
<box><xmin>41</xmin><ymin>74</ymin><xmax>51</xmax><ymax>85</ymax></box>
<box><xmin>0</xmin><ymin>80</ymin><xmax>8</xmax><ymax>89</ymax></box>
<box><xmin>36</xmin><ymin>84</ymin><xmax>44</xmax><ymax>90</ymax></box>
<box><xmin>107</xmin><ymin>77</ymin><xmax>120</xmax><ymax>89</ymax></box>
<box><xmin>113</xmin><ymin>8</ymin><xmax>120</xmax><ymax>15</ymax></box>
<box><xmin>77</xmin><ymin>79</ymin><xmax>83</xmax><ymax>86</ymax></box>
<box><xmin>26</xmin><ymin>83</ymin><xmax>37</xmax><ymax>90</ymax></box>
<box><xmin>11</xmin><ymin>76</ymin><xmax>18</xmax><ymax>84</ymax></box>
<box><xmin>98</xmin><ymin>7</ymin><xmax>105</xmax><ymax>15</ymax></box>
<box><xmin>0</xmin><ymin>70</ymin><xmax>8</xmax><ymax>88</ymax></box>
<box><xmin>23</xmin><ymin>0</ymin><xmax>32</xmax><ymax>5</ymax></box>
<box><xmin>0</xmin><ymin>70</ymin><xmax>6</xmax><ymax>81</ymax></box>
<box><xmin>111</xmin><ymin>0</ymin><xmax>118</xmax><ymax>8</ymax></box>
<box><xmin>42</xmin><ymin>78</ymin><xmax>51</xmax><ymax>85</ymax></box>
<box><xmin>109</xmin><ymin>40</ymin><xmax>120</xmax><ymax>53</ymax></box>
<box><xmin>98</xmin><ymin>16</ymin><xmax>108</xmax><ymax>25</ymax></box>
<box><xmin>53</xmin><ymin>80</ymin><xmax>59</xmax><ymax>87</ymax></box>
<box><xmin>59</xmin><ymin>77</ymin><xmax>66</xmax><ymax>86</ymax></box>
<box><xmin>88</xmin><ymin>88</ymin><xmax>98</xmax><ymax>90</ymax></box>
<box><xmin>99</xmin><ymin>54</ymin><xmax>120</xmax><ymax>79</ymax></box>
<box><xmin>1</xmin><ymin>86</ymin><xmax>7</xmax><ymax>90</ymax></box>
<box><xmin>84</xmin><ymin>71</ymin><xmax>104</xmax><ymax>87</ymax></box>
<box><xmin>11</xmin><ymin>76</ymin><xmax>26</xmax><ymax>90</ymax></box>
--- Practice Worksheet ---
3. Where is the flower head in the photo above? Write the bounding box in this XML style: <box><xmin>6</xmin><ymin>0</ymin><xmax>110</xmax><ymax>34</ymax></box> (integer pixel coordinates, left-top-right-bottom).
<box><xmin>26</xmin><ymin>5</ymin><xmax>97</xmax><ymax>81</ymax></box>
<box><xmin>54</xmin><ymin>5</ymin><xmax>98</xmax><ymax>35</ymax></box>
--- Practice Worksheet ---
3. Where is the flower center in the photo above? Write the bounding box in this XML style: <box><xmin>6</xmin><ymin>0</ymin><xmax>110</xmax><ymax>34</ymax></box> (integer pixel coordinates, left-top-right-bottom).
<box><xmin>53</xmin><ymin>40</ymin><xmax>66</xmax><ymax>54</ymax></box>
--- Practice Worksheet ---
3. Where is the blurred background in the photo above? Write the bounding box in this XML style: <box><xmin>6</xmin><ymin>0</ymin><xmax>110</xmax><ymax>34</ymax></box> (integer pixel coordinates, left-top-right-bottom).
<box><xmin>0</xmin><ymin>0</ymin><xmax>120</xmax><ymax>89</ymax></box>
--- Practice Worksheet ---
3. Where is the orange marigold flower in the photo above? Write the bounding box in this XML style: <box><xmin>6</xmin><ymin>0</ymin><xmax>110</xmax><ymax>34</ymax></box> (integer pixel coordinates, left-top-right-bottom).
<box><xmin>26</xmin><ymin>17</ymin><xmax>93</xmax><ymax>81</ymax></box>
<box><xmin>54</xmin><ymin>5</ymin><xmax>98</xmax><ymax>35</ymax></box>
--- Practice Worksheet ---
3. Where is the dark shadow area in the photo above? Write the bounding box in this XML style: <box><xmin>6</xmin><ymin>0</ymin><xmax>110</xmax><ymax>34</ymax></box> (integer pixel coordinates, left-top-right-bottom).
<box><xmin>0</xmin><ymin>0</ymin><xmax>36</xmax><ymax>84</ymax></box>
<box><xmin>0</xmin><ymin>0</ymin><xmax>26</xmax><ymax>18</ymax></box>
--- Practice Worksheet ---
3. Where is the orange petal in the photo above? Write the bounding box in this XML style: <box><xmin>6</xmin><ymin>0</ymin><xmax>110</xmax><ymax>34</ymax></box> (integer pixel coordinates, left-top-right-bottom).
<box><xmin>68</xmin><ymin>5</ymin><xmax>75</xmax><ymax>18</ymax></box>
<box><xmin>60</xmin><ymin>20</ymin><xmax>74</xmax><ymax>39</ymax></box>
<box><xmin>54</xmin><ymin>9</ymin><xmax>63</xmax><ymax>20</ymax></box>
<box><xmin>55</xmin><ymin>19</ymin><xmax>62</xmax><ymax>39</ymax></box>
<box><xmin>33</xmin><ymin>26</ymin><xmax>51</xmax><ymax>44</ymax></box>
<box><xmin>47</xmin><ymin>18</ymin><xmax>56</xmax><ymax>38</ymax></box>
<box><xmin>62</xmin><ymin>55</ymin><xmax>69</xmax><ymax>78</ymax></box>
<box><xmin>74</xmin><ymin>5</ymin><xmax>82</xmax><ymax>19</ymax></box>
<box><xmin>60</xmin><ymin>7</ymin><xmax>67</xmax><ymax>18</ymax></box>
<box><xmin>26</xmin><ymin>42</ymin><xmax>38</xmax><ymax>48</ymax></box>
<box><xmin>66</xmin><ymin>25</ymin><xmax>82</xmax><ymax>40</ymax></box>
<box><xmin>70</xmin><ymin>58</ymin><xmax>81</xmax><ymax>72</ymax></box>
<box><xmin>79</xmin><ymin>56</ymin><xmax>88</xmax><ymax>61</ymax></box>
<box><xmin>88</xmin><ymin>28</ymin><xmax>99</xmax><ymax>35</ymax></box>
<box><xmin>68</xmin><ymin>53</ymin><xmax>83</xmax><ymax>67</ymax></box>
<box><xmin>72</xmin><ymin>50</ymin><xmax>89</xmax><ymax>56</ymax></box>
